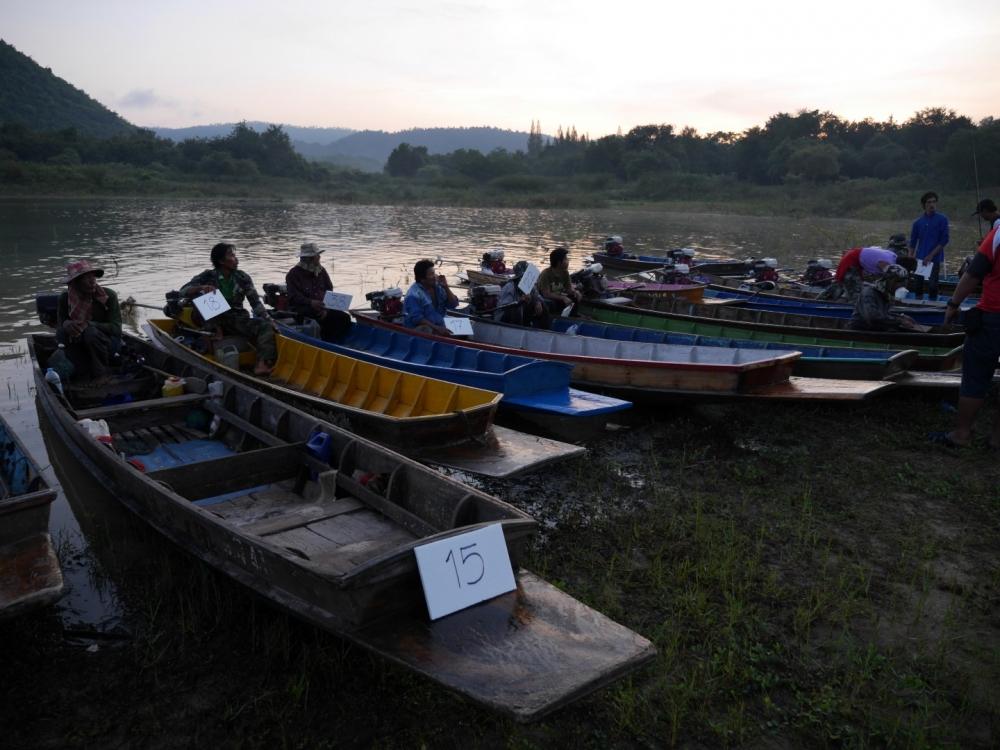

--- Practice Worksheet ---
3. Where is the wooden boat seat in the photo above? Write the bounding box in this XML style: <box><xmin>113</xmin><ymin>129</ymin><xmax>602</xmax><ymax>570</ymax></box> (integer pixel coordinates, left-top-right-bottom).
<box><xmin>75</xmin><ymin>393</ymin><xmax>209</xmax><ymax>420</ymax></box>
<box><xmin>145</xmin><ymin>443</ymin><xmax>307</xmax><ymax>502</ymax></box>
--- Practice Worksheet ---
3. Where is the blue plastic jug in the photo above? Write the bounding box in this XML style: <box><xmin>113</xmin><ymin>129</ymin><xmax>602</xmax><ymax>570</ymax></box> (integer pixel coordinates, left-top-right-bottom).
<box><xmin>305</xmin><ymin>430</ymin><xmax>333</xmax><ymax>478</ymax></box>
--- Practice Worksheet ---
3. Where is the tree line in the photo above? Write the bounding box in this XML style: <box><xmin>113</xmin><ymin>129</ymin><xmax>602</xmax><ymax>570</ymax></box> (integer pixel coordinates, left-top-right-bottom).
<box><xmin>0</xmin><ymin>121</ymin><xmax>327</xmax><ymax>182</ymax></box>
<box><xmin>386</xmin><ymin>108</ymin><xmax>1000</xmax><ymax>190</ymax></box>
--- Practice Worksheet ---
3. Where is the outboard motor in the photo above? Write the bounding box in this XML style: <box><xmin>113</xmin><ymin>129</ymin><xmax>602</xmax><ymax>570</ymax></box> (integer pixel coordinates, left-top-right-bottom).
<box><xmin>802</xmin><ymin>259</ymin><xmax>833</xmax><ymax>287</ymax></box>
<box><xmin>36</xmin><ymin>294</ymin><xmax>60</xmax><ymax>328</ymax></box>
<box><xmin>262</xmin><ymin>283</ymin><xmax>289</xmax><ymax>312</ymax></box>
<box><xmin>602</xmin><ymin>235</ymin><xmax>625</xmax><ymax>258</ymax></box>
<box><xmin>749</xmin><ymin>258</ymin><xmax>779</xmax><ymax>285</ymax></box>
<box><xmin>469</xmin><ymin>284</ymin><xmax>502</xmax><ymax>315</ymax></box>
<box><xmin>162</xmin><ymin>290</ymin><xmax>203</xmax><ymax>327</ymax></box>
<box><xmin>480</xmin><ymin>247</ymin><xmax>507</xmax><ymax>275</ymax></box>
<box><xmin>365</xmin><ymin>287</ymin><xmax>403</xmax><ymax>323</ymax></box>
<box><xmin>571</xmin><ymin>263</ymin><xmax>609</xmax><ymax>299</ymax></box>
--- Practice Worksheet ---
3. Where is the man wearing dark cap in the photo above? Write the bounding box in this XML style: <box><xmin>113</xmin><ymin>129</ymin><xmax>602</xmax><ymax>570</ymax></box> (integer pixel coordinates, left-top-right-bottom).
<box><xmin>51</xmin><ymin>259</ymin><xmax>122</xmax><ymax>381</ymax></box>
<box><xmin>908</xmin><ymin>191</ymin><xmax>949</xmax><ymax>299</ymax></box>
<box><xmin>285</xmin><ymin>242</ymin><xmax>351</xmax><ymax>341</ymax></box>
<box><xmin>930</xmin><ymin>198</ymin><xmax>1000</xmax><ymax>449</ymax></box>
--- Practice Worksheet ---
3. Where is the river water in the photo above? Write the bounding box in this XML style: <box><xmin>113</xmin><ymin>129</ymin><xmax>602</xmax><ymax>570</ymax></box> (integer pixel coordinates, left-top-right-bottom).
<box><xmin>0</xmin><ymin>197</ymin><xmax>971</xmax><ymax>629</ymax></box>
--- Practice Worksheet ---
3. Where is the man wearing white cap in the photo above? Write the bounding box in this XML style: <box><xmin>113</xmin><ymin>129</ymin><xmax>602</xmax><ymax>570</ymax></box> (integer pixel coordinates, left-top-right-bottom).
<box><xmin>285</xmin><ymin>243</ymin><xmax>351</xmax><ymax>341</ymax></box>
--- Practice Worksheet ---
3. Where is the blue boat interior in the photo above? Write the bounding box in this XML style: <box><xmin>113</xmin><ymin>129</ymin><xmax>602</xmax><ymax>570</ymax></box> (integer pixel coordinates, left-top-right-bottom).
<box><xmin>279</xmin><ymin>322</ymin><xmax>631</xmax><ymax>416</ymax></box>
<box><xmin>548</xmin><ymin>318</ymin><xmax>892</xmax><ymax>363</ymax></box>
<box><xmin>1</xmin><ymin>420</ymin><xmax>42</xmax><ymax>497</ymax></box>
<box><xmin>123</xmin><ymin>438</ymin><xmax>267</xmax><ymax>506</ymax></box>
<box><xmin>703</xmin><ymin>289</ymin><xmax>947</xmax><ymax>325</ymax></box>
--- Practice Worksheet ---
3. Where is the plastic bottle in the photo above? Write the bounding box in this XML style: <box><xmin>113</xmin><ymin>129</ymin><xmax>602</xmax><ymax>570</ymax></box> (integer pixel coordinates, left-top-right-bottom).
<box><xmin>161</xmin><ymin>376</ymin><xmax>186</xmax><ymax>398</ymax></box>
<box><xmin>45</xmin><ymin>368</ymin><xmax>64</xmax><ymax>395</ymax></box>
<box><xmin>78</xmin><ymin>418</ymin><xmax>113</xmax><ymax>447</ymax></box>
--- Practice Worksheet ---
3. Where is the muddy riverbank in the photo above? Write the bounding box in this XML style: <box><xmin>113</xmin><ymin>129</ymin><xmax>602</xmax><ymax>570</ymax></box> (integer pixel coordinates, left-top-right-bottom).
<box><xmin>3</xmin><ymin>391</ymin><xmax>998</xmax><ymax>748</ymax></box>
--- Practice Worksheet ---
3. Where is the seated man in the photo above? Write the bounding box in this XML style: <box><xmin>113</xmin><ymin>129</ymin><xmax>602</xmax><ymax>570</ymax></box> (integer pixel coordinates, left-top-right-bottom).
<box><xmin>403</xmin><ymin>258</ymin><xmax>459</xmax><ymax>336</ymax></box>
<box><xmin>538</xmin><ymin>246</ymin><xmax>582</xmax><ymax>315</ymax></box>
<box><xmin>848</xmin><ymin>264</ymin><xmax>922</xmax><ymax>331</ymax></box>
<box><xmin>495</xmin><ymin>261</ymin><xmax>550</xmax><ymax>329</ymax></box>
<box><xmin>285</xmin><ymin>242</ymin><xmax>351</xmax><ymax>342</ymax></box>
<box><xmin>50</xmin><ymin>260</ymin><xmax>122</xmax><ymax>381</ymax></box>
<box><xmin>181</xmin><ymin>242</ymin><xmax>276</xmax><ymax>375</ymax></box>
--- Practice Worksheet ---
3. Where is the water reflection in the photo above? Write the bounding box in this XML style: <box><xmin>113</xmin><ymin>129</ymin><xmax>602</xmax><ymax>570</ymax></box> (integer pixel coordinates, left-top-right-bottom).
<box><xmin>36</xmin><ymin>400</ymin><xmax>128</xmax><ymax>632</ymax></box>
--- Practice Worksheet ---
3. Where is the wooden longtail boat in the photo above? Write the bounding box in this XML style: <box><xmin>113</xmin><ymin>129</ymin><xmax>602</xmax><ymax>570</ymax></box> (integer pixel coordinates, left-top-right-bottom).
<box><xmin>604</xmin><ymin>279</ymin><xmax>705</xmax><ymax>302</ymax></box>
<box><xmin>545</xmin><ymin>317</ymin><xmax>919</xmax><ymax>381</ymax></box>
<box><xmin>145</xmin><ymin>319</ymin><xmax>583</xmax><ymax>478</ymax></box>
<box><xmin>700</xmin><ymin>274</ymin><xmax>963</xmax><ymax>308</ymax></box>
<box><xmin>0</xmin><ymin>413</ymin><xmax>64</xmax><ymax>619</ymax></box>
<box><xmin>466</xmin><ymin>267</ymin><xmax>706</xmax><ymax>303</ymax></box>
<box><xmin>353</xmin><ymin>313</ymin><xmax>895</xmax><ymax>401</ymax></box>
<box><xmin>29</xmin><ymin>333</ymin><xmax>655</xmax><ymax>721</ymax></box>
<box><xmin>586</xmin><ymin>297</ymin><xmax>964</xmax><ymax>371</ymax></box>
<box><xmin>702</xmin><ymin>289</ymin><xmax>952</xmax><ymax>325</ymax></box>
<box><xmin>274</xmin><ymin>320</ymin><xmax>631</xmax><ymax>427</ymax></box>
<box><xmin>592</xmin><ymin>252</ymin><xmax>754</xmax><ymax>276</ymax></box>
<box><xmin>465</xmin><ymin>268</ymin><xmax>514</xmax><ymax>287</ymax></box>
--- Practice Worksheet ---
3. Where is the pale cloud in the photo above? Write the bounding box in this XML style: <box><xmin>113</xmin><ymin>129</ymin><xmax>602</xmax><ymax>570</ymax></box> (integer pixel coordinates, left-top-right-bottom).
<box><xmin>119</xmin><ymin>89</ymin><xmax>167</xmax><ymax>109</ymax></box>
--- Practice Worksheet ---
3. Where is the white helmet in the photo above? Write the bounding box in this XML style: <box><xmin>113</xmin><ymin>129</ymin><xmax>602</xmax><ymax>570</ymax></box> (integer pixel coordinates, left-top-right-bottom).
<box><xmin>588</xmin><ymin>263</ymin><xmax>604</xmax><ymax>274</ymax></box>
<box><xmin>817</xmin><ymin>258</ymin><xmax>832</xmax><ymax>269</ymax></box>
<box><xmin>764</xmin><ymin>257</ymin><xmax>778</xmax><ymax>268</ymax></box>
<box><xmin>680</xmin><ymin>248</ymin><xmax>696</xmax><ymax>257</ymax></box>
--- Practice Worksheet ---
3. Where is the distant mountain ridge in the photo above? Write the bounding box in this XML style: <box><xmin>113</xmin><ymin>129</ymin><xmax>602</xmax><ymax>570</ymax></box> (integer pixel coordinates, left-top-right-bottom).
<box><xmin>314</xmin><ymin>127</ymin><xmax>535</xmax><ymax>171</ymax></box>
<box><xmin>156</xmin><ymin>123</ymin><xmax>537</xmax><ymax>172</ymax></box>
<box><xmin>0</xmin><ymin>39</ymin><xmax>136</xmax><ymax>138</ymax></box>
<box><xmin>152</xmin><ymin>122</ymin><xmax>356</xmax><ymax>145</ymax></box>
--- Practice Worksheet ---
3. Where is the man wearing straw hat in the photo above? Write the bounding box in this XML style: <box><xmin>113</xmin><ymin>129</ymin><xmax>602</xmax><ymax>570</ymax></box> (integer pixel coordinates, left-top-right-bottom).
<box><xmin>285</xmin><ymin>242</ymin><xmax>350</xmax><ymax>341</ymax></box>
<box><xmin>52</xmin><ymin>259</ymin><xmax>122</xmax><ymax>380</ymax></box>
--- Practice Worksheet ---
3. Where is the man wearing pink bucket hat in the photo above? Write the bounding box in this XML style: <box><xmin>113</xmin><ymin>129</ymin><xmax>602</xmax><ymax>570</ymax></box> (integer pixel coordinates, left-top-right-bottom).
<box><xmin>51</xmin><ymin>259</ymin><xmax>122</xmax><ymax>381</ymax></box>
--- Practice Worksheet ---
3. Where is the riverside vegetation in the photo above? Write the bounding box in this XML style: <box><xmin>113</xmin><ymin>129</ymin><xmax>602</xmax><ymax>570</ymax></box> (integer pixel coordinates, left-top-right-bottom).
<box><xmin>2</xmin><ymin>106</ymin><xmax>1000</xmax><ymax>219</ymax></box>
<box><xmin>2</xmin><ymin>392</ymin><xmax>998</xmax><ymax>748</ymax></box>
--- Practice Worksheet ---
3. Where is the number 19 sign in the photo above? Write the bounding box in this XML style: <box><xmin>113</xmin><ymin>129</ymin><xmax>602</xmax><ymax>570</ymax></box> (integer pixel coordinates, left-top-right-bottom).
<box><xmin>414</xmin><ymin>523</ymin><xmax>516</xmax><ymax>620</ymax></box>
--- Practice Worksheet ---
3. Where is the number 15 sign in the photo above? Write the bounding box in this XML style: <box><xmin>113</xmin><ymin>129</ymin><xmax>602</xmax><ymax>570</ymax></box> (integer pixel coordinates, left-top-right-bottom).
<box><xmin>414</xmin><ymin>524</ymin><xmax>516</xmax><ymax>620</ymax></box>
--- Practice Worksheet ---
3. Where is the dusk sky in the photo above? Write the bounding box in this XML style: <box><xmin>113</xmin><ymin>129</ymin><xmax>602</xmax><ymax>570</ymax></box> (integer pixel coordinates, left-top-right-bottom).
<box><xmin>4</xmin><ymin>0</ymin><xmax>997</xmax><ymax>137</ymax></box>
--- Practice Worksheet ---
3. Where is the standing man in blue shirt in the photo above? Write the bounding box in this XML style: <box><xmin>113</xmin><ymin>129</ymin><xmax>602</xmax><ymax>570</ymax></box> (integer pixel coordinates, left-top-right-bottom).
<box><xmin>403</xmin><ymin>258</ymin><xmax>459</xmax><ymax>335</ymax></box>
<box><xmin>908</xmin><ymin>191</ymin><xmax>949</xmax><ymax>299</ymax></box>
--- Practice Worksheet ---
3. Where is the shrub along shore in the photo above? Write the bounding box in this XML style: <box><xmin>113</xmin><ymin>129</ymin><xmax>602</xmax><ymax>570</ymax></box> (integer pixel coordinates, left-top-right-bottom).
<box><xmin>0</xmin><ymin>160</ymin><xmax>994</xmax><ymax>222</ymax></box>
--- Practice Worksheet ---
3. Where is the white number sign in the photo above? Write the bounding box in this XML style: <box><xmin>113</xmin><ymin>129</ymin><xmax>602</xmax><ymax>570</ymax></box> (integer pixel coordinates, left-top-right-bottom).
<box><xmin>518</xmin><ymin>263</ymin><xmax>540</xmax><ymax>294</ymax></box>
<box><xmin>414</xmin><ymin>523</ymin><xmax>516</xmax><ymax>620</ymax></box>
<box><xmin>443</xmin><ymin>316</ymin><xmax>474</xmax><ymax>336</ymax></box>
<box><xmin>323</xmin><ymin>291</ymin><xmax>353</xmax><ymax>311</ymax></box>
<box><xmin>192</xmin><ymin>290</ymin><xmax>230</xmax><ymax>321</ymax></box>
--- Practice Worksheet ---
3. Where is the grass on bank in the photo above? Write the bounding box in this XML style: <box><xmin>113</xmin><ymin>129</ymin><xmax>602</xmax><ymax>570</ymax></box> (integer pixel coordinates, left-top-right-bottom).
<box><xmin>2</xmin><ymin>392</ymin><xmax>998</xmax><ymax>748</ymax></box>
<box><xmin>2</xmin><ymin>159</ymin><xmax>994</xmax><ymax>221</ymax></box>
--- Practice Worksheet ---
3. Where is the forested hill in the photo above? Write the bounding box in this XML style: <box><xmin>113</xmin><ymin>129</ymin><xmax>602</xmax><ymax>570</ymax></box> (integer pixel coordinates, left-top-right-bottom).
<box><xmin>309</xmin><ymin>127</ymin><xmax>536</xmax><ymax>171</ymax></box>
<box><xmin>0</xmin><ymin>40</ymin><xmax>135</xmax><ymax>138</ymax></box>
<box><xmin>153</xmin><ymin>122</ymin><xmax>355</xmax><ymax>145</ymax></box>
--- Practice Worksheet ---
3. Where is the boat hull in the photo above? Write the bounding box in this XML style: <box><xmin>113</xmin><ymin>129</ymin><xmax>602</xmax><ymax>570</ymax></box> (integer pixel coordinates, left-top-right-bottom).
<box><xmin>352</xmin><ymin>314</ymin><xmax>804</xmax><ymax>398</ymax></box>
<box><xmin>0</xmin><ymin>414</ymin><xmax>63</xmax><ymax>619</ymax></box>
<box><xmin>146</xmin><ymin>319</ymin><xmax>499</xmax><ymax>451</ymax></box>
<box><xmin>615</xmin><ymin>295</ymin><xmax>964</xmax><ymax>369</ymax></box>
<box><xmin>30</xmin><ymin>333</ymin><xmax>654</xmax><ymax>721</ymax></box>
